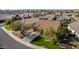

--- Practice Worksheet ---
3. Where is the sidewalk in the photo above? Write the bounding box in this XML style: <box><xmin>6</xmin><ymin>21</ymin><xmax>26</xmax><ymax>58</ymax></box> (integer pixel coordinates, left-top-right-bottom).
<box><xmin>2</xmin><ymin>27</ymin><xmax>45</xmax><ymax>49</ymax></box>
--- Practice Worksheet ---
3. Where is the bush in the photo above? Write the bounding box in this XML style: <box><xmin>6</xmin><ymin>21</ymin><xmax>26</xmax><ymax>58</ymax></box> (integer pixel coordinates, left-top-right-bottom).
<box><xmin>12</xmin><ymin>15</ymin><xmax>21</xmax><ymax>21</ymax></box>
<box><xmin>5</xmin><ymin>25</ymin><xmax>12</xmax><ymax>30</ymax></box>
<box><xmin>11</xmin><ymin>20</ymin><xmax>22</xmax><ymax>31</ymax></box>
<box><xmin>42</xmin><ymin>28</ymin><xmax>57</xmax><ymax>43</ymax></box>
<box><xmin>4</xmin><ymin>18</ymin><xmax>13</xmax><ymax>25</ymax></box>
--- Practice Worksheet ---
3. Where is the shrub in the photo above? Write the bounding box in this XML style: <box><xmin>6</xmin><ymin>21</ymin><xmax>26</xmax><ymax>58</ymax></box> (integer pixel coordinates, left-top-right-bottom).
<box><xmin>11</xmin><ymin>20</ymin><xmax>22</xmax><ymax>31</ymax></box>
<box><xmin>5</xmin><ymin>25</ymin><xmax>12</xmax><ymax>30</ymax></box>
<box><xmin>4</xmin><ymin>18</ymin><xmax>13</xmax><ymax>25</ymax></box>
<box><xmin>42</xmin><ymin>28</ymin><xmax>57</xmax><ymax>43</ymax></box>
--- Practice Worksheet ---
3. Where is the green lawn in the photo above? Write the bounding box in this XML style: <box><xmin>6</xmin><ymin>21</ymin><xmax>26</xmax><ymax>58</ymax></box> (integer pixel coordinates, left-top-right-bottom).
<box><xmin>31</xmin><ymin>36</ymin><xmax>59</xmax><ymax>49</ymax></box>
<box><xmin>5</xmin><ymin>25</ymin><xmax>12</xmax><ymax>30</ymax></box>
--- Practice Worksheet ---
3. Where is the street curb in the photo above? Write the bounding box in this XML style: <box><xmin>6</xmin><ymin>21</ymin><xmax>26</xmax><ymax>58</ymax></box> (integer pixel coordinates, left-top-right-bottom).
<box><xmin>1</xmin><ymin>27</ymin><xmax>45</xmax><ymax>49</ymax></box>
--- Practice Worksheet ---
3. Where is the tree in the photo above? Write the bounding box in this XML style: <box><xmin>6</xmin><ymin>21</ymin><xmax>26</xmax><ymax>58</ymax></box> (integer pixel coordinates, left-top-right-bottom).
<box><xmin>57</xmin><ymin>18</ymin><xmax>71</xmax><ymax>41</ymax></box>
<box><xmin>60</xmin><ymin>19</ymin><xmax>69</xmax><ymax>27</ymax></box>
<box><xmin>41</xmin><ymin>28</ymin><xmax>59</xmax><ymax>48</ymax></box>
<box><xmin>57</xmin><ymin>19</ymin><xmax>71</xmax><ymax>40</ymax></box>
<box><xmin>20</xmin><ymin>22</ymin><xmax>36</xmax><ymax>36</ymax></box>
<box><xmin>12</xmin><ymin>15</ymin><xmax>21</xmax><ymax>21</ymax></box>
<box><xmin>57</xmin><ymin>28</ymin><xmax>70</xmax><ymax>40</ymax></box>
<box><xmin>11</xmin><ymin>20</ymin><xmax>22</xmax><ymax>31</ymax></box>
<box><xmin>53</xmin><ymin>15</ymin><xmax>57</xmax><ymax>21</ymax></box>
<box><xmin>76</xmin><ymin>13</ymin><xmax>79</xmax><ymax>17</ymax></box>
<box><xmin>42</xmin><ymin>28</ymin><xmax>57</xmax><ymax>43</ymax></box>
<box><xmin>4</xmin><ymin>18</ymin><xmax>13</xmax><ymax>25</ymax></box>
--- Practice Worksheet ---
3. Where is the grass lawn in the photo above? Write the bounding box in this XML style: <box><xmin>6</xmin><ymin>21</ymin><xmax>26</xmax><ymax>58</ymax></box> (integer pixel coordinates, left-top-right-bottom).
<box><xmin>31</xmin><ymin>36</ymin><xmax>59</xmax><ymax>49</ymax></box>
<box><xmin>5</xmin><ymin>25</ymin><xmax>12</xmax><ymax>30</ymax></box>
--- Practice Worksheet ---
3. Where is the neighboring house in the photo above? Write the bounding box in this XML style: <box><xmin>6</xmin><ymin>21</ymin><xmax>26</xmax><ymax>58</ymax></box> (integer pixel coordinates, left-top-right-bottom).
<box><xmin>22</xmin><ymin>18</ymin><xmax>39</xmax><ymax>25</ymax></box>
<box><xmin>68</xmin><ymin>21</ymin><xmax>79</xmax><ymax>37</ymax></box>
<box><xmin>12</xmin><ymin>14</ymin><xmax>22</xmax><ymax>21</ymax></box>
<box><xmin>0</xmin><ymin>14</ymin><xmax>14</xmax><ymax>22</ymax></box>
<box><xmin>39</xmin><ymin>15</ymin><xmax>57</xmax><ymax>20</ymax></box>
<box><xmin>35</xmin><ymin>20</ymin><xmax>60</xmax><ymax>32</ymax></box>
<box><xmin>39</xmin><ymin>15</ymin><xmax>49</xmax><ymax>20</ymax></box>
<box><xmin>20</xmin><ymin>13</ymin><xmax>40</xmax><ymax>18</ymax></box>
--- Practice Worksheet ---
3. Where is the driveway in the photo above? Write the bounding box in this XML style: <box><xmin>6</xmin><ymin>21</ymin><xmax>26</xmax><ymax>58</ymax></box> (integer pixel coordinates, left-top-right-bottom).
<box><xmin>0</xmin><ymin>28</ymin><xmax>32</xmax><ymax>49</ymax></box>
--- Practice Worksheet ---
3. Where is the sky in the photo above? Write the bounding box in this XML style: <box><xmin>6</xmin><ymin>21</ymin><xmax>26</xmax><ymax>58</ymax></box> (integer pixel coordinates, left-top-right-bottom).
<box><xmin>0</xmin><ymin>0</ymin><xmax>79</xmax><ymax>9</ymax></box>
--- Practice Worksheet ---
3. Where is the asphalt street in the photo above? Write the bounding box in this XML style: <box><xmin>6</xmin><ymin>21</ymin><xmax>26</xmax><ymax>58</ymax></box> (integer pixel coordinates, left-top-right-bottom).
<box><xmin>0</xmin><ymin>23</ymin><xmax>32</xmax><ymax>49</ymax></box>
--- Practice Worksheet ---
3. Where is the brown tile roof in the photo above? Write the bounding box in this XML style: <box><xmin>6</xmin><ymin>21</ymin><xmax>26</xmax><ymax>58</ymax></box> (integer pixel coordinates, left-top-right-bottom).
<box><xmin>20</xmin><ymin>13</ymin><xmax>39</xmax><ymax>17</ymax></box>
<box><xmin>36</xmin><ymin>20</ymin><xmax>60</xmax><ymax>32</ymax></box>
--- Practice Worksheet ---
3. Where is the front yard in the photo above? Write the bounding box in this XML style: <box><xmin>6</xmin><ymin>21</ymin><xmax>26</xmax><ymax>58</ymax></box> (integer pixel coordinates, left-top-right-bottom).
<box><xmin>4</xmin><ymin>21</ymin><xmax>60</xmax><ymax>49</ymax></box>
<box><xmin>5</xmin><ymin>25</ymin><xmax>12</xmax><ymax>30</ymax></box>
<box><xmin>4</xmin><ymin>24</ymin><xmax>60</xmax><ymax>49</ymax></box>
<box><xmin>31</xmin><ymin>36</ymin><xmax>59</xmax><ymax>49</ymax></box>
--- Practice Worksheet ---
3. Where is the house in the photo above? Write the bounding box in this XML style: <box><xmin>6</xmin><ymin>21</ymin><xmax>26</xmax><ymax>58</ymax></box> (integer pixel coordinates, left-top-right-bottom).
<box><xmin>68</xmin><ymin>21</ymin><xmax>79</xmax><ymax>37</ymax></box>
<box><xmin>20</xmin><ymin>18</ymin><xmax>61</xmax><ymax>41</ymax></box>
<box><xmin>22</xmin><ymin>18</ymin><xmax>39</xmax><ymax>25</ymax></box>
<box><xmin>22</xmin><ymin>20</ymin><xmax>60</xmax><ymax>41</ymax></box>
<box><xmin>0</xmin><ymin>14</ymin><xmax>14</xmax><ymax>22</ymax></box>
<box><xmin>20</xmin><ymin>12</ymin><xmax>40</xmax><ymax>18</ymax></box>
<box><xmin>39</xmin><ymin>15</ymin><xmax>57</xmax><ymax>20</ymax></box>
<box><xmin>35</xmin><ymin>20</ymin><xmax>60</xmax><ymax>32</ymax></box>
<box><xmin>12</xmin><ymin>15</ymin><xmax>22</xmax><ymax>21</ymax></box>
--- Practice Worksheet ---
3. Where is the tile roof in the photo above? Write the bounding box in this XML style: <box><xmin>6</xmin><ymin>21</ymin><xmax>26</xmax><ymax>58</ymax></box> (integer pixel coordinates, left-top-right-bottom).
<box><xmin>0</xmin><ymin>14</ymin><xmax>14</xmax><ymax>20</ymax></box>
<box><xmin>36</xmin><ymin>20</ymin><xmax>60</xmax><ymax>32</ymax></box>
<box><xmin>22</xmin><ymin>18</ymin><xmax>39</xmax><ymax>24</ymax></box>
